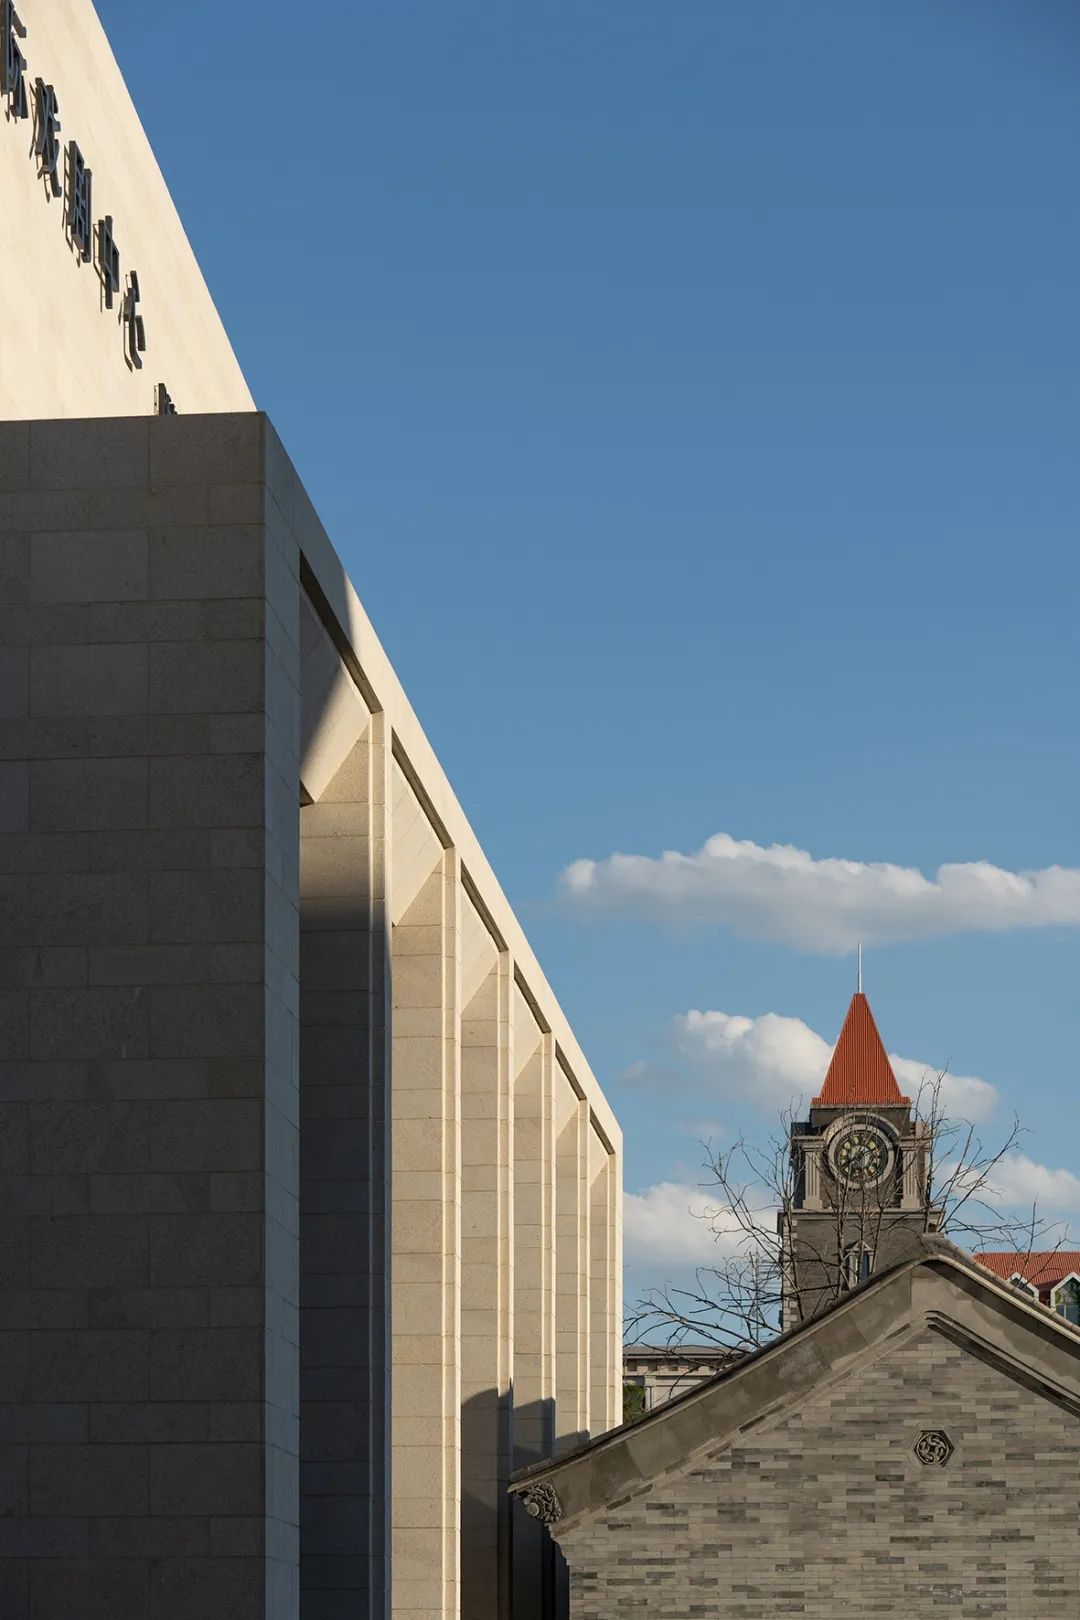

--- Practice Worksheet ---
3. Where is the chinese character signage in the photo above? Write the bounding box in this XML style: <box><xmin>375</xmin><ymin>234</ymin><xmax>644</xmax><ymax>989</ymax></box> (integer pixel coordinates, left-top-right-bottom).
<box><xmin>67</xmin><ymin>141</ymin><xmax>92</xmax><ymax>260</ymax></box>
<box><xmin>2</xmin><ymin>1</ymin><xmax>27</xmax><ymax>120</ymax></box>
<box><xmin>123</xmin><ymin>272</ymin><xmax>145</xmax><ymax>369</ymax></box>
<box><xmin>34</xmin><ymin>78</ymin><xmax>61</xmax><ymax>197</ymax></box>
<box><xmin>97</xmin><ymin>214</ymin><xmax>120</xmax><ymax>308</ymax></box>
<box><xmin>3</xmin><ymin>8</ymin><xmax>166</xmax><ymax>404</ymax></box>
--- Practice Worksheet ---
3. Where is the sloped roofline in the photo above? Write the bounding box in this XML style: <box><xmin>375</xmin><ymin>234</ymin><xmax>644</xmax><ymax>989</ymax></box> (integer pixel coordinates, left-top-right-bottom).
<box><xmin>511</xmin><ymin>1235</ymin><xmax>1080</xmax><ymax>1529</ymax></box>
<box><xmin>811</xmin><ymin>990</ymin><xmax>910</xmax><ymax>1107</ymax></box>
<box><xmin>975</xmin><ymin>1250</ymin><xmax>1080</xmax><ymax>1290</ymax></box>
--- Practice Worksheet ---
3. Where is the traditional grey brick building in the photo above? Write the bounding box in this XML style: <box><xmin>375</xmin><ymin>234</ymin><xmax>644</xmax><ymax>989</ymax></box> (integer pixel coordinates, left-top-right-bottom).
<box><xmin>514</xmin><ymin>994</ymin><xmax>1080</xmax><ymax>1617</ymax></box>
<box><xmin>511</xmin><ymin>1236</ymin><xmax>1080</xmax><ymax>1618</ymax></box>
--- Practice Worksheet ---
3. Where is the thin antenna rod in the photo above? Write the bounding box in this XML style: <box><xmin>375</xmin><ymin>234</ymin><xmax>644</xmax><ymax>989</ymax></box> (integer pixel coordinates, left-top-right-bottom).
<box><xmin>857</xmin><ymin>941</ymin><xmax>863</xmax><ymax>994</ymax></box>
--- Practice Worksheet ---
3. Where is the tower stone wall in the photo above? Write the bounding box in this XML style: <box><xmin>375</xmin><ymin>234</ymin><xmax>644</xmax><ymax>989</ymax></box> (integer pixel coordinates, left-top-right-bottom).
<box><xmin>782</xmin><ymin>992</ymin><xmax>939</xmax><ymax>1325</ymax></box>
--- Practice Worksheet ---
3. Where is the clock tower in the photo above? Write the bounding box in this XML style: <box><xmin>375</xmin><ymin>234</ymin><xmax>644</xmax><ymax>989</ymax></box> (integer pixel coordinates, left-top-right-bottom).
<box><xmin>780</xmin><ymin>988</ymin><xmax>942</xmax><ymax>1325</ymax></box>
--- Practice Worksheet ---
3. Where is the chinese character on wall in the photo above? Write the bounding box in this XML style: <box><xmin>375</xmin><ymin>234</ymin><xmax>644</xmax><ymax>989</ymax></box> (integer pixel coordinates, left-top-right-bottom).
<box><xmin>6</xmin><ymin>11</ymin><xmax>163</xmax><ymax>396</ymax></box>
<box><xmin>34</xmin><ymin>78</ymin><xmax>61</xmax><ymax>197</ymax></box>
<box><xmin>123</xmin><ymin>271</ymin><xmax>146</xmax><ymax>369</ymax></box>
<box><xmin>67</xmin><ymin>142</ymin><xmax>92</xmax><ymax>261</ymax></box>
<box><xmin>97</xmin><ymin>214</ymin><xmax>120</xmax><ymax>308</ymax></box>
<box><xmin>1</xmin><ymin>0</ymin><xmax>27</xmax><ymax>120</ymax></box>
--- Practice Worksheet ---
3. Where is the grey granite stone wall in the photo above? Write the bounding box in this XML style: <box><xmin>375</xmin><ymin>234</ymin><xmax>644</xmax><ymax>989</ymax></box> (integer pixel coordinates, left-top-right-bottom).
<box><xmin>0</xmin><ymin>414</ymin><xmax>301</xmax><ymax>1620</ymax></box>
<box><xmin>562</xmin><ymin>1327</ymin><xmax>1080</xmax><ymax>1618</ymax></box>
<box><xmin>1</xmin><ymin>410</ymin><xmax>625</xmax><ymax>1620</ymax></box>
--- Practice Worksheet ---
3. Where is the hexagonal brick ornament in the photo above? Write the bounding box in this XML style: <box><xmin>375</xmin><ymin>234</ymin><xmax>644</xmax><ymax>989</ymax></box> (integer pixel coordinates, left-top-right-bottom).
<box><xmin>914</xmin><ymin>1429</ymin><xmax>954</xmax><ymax>1466</ymax></box>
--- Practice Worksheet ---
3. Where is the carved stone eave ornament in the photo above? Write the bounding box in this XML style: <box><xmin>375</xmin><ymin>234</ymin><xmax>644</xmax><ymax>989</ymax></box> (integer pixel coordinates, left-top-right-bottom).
<box><xmin>520</xmin><ymin>1482</ymin><xmax>563</xmax><ymax>1524</ymax></box>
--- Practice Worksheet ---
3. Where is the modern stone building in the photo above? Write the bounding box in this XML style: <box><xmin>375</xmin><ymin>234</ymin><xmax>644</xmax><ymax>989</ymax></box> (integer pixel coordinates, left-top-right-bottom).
<box><xmin>0</xmin><ymin>5</ymin><xmax>621</xmax><ymax>1619</ymax></box>
<box><xmin>511</xmin><ymin>1236</ymin><xmax>1080</xmax><ymax>1619</ymax></box>
<box><xmin>622</xmin><ymin>1346</ymin><xmax>735</xmax><ymax>1415</ymax></box>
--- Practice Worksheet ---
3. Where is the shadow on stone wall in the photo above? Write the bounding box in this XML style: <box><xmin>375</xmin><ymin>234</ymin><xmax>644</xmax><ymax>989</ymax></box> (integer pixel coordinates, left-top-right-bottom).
<box><xmin>468</xmin><ymin>1389</ymin><xmax>567</xmax><ymax>1620</ymax></box>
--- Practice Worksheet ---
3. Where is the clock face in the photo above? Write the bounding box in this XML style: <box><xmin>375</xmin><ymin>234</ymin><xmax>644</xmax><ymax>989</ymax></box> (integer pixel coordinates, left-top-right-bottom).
<box><xmin>834</xmin><ymin>1128</ymin><xmax>888</xmax><ymax>1185</ymax></box>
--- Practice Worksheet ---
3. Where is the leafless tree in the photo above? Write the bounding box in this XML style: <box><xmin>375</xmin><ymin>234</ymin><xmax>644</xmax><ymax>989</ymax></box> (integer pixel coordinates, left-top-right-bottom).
<box><xmin>626</xmin><ymin>1071</ymin><xmax>1069</xmax><ymax>1356</ymax></box>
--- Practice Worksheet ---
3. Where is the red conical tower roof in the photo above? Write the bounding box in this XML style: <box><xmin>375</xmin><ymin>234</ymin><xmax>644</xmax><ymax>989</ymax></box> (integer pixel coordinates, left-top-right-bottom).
<box><xmin>811</xmin><ymin>992</ymin><xmax>910</xmax><ymax>1107</ymax></box>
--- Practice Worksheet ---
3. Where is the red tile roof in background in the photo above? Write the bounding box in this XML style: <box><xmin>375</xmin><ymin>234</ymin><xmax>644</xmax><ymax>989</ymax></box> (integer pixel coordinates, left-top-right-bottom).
<box><xmin>811</xmin><ymin>992</ymin><xmax>910</xmax><ymax>1107</ymax></box>
<box><xmin>974</xmin><ymin>1251</ymin><xmax>1080</xmax><ymax>1289</ymax></box>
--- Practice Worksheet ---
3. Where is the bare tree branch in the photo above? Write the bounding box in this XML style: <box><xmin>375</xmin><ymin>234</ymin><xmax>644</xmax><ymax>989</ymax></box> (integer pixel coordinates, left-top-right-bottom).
<box><xmin>626</xmin><ymin>1071</ymin><xmax>1071</xmax><ymax>1354</ymax></box>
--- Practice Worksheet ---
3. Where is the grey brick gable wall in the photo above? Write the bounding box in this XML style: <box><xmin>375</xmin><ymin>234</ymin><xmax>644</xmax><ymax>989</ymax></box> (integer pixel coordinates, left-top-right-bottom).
<box><xmin>561</xmin><ymin>1327</ymin><xmax>1080</xmax><ymax>1618</ymax></box>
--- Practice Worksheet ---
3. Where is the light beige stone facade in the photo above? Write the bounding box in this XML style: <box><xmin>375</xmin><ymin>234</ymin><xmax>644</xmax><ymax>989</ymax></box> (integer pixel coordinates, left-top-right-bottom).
<box><xmin>0</xmin><ymin>10</ymin><xmax>622</xmax><ymax>1616</ymax></box>
<box><xmin>299</xmin><ymin>446</ymin><xmax>623</xmax><ymax>1619</ymax></box>
<box><xmin>0</xmin><ymin>1</ymin><xmax>252</xmax><ymax>420</ymax></box>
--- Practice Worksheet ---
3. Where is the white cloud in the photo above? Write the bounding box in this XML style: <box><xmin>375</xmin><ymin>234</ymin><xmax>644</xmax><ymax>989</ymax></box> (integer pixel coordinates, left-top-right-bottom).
<box><xmin>626</xmin><ymin>1159</ymin><xmax>1080</xmax><ymax>1275</ymax></box>
<box><xmin>623</xmin><ymin>1180</ymin><xmax>751</xmax><ymax>1265</ymax></box>
<box><xmin>675</xmin><ymin>1010</ymin><xmax>831</xmax><ymax>1109</ymax></box>
<box><xmin>560</xmin><ymin>832</ymin><xmax>1080</xmax><ymax>952</ymax></box>
<box><xmin>888</xmin><ymin>1054</ymin><xmax>997</xmax><ymax>1124</ymax></box>
<box><xmin>617</xmin><ymin>1058</ymin><xmax>679</xmax><ymax>1087</ymax></box>
<box><xmin>984</xmin><ymin>1153</ymin><xmax>1080</xmax><ymax>1213</ymax></box>
<box><xmin>674</xmin><ymin>1008</ymin><xmax>998</xmax><ymax>1122</ymax></box>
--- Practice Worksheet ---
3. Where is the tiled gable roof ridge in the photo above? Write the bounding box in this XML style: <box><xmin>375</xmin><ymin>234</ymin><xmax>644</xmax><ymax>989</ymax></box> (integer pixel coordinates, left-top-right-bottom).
<box><xmin>974</xmin><ymin>1249</ymin><xmax>1080</xmax><ymax>1287</ymax></box>
<box><xmin>510</xmin><ymin>1233</ymin><xmax>1080</xmax><ymax>1491</ymax></box>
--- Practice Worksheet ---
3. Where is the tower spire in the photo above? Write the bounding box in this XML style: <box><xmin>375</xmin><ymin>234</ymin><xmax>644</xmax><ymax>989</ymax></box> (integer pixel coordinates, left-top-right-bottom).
<box><xmin>811</xmin><ymin>980</ymin><xmax>909</xmax><ymax>1107</ymax></box>
<box><xmin>857</xmin><ymin>941</ymin><xmax>863</xmax><ymax>995</ymax></box>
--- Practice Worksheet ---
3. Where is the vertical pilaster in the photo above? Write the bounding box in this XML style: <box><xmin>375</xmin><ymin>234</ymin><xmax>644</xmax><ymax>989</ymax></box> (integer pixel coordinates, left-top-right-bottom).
<box><xmin>803</xmin><ymin>1140</ymin><xmax>823</xmax><ymax>1209</ymax></box>
<box><xmin>460</xmin><ymin>951</ymin><xmax>513</xmax><ymax>1617</ymax></box>
<box><xmin>370</xmin><ymin>714</ymin><xmax>393</xmax><ymax>1600</ymax></box>
<box><xmin>611</xmin><ymin>1142</ymin><xmax>623</xmax><ymax>1432</ymax></box>
<box><xmin>902</xmin><ymin>1122</ymin><xmax>927</xmax><ymax>1210</ymax></box>
<box><xmin>555</xmin><ymin>1092</ymin><xmax>590</xmax><ymax>1450</ymax></box>
<box><xmin>391</xmin><ymin>851</ymin><xmax>461</xmax><ymax>1620</ymax></box>
<box><xmin>511</xmin><ymin>1022</ymin><xmax>557</xmax><ymax>1619</ymax></box>
<box><xmin>298</xmin><ymin>692</ymin><xmax>390</xmax><ymax>1615</ymax></box>
<box><xmin>588</xmin><ymin>1144</ymin><xmax>618</xmax><ymax>1436</ymax></box>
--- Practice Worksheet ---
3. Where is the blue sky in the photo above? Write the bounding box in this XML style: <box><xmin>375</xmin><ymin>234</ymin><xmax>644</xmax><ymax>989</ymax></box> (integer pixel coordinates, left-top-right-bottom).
<box><xmin>99</xmin><ymin>0</ymin><xmax>1080</xmax><ymax>1301</ymax></box>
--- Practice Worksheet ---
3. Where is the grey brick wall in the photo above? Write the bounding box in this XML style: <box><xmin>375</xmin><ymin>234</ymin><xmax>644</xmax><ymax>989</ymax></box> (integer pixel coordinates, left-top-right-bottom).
<box><xmin>561</xmin><ymin>1328</ymin><xmax>1080</xmax><ymax>1618</ymax></box>
<box><xmin>0</xmin><ymin>415</ymin><xmax>301</xmax><ymax>1620</ymax></box>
